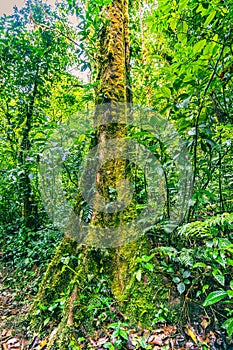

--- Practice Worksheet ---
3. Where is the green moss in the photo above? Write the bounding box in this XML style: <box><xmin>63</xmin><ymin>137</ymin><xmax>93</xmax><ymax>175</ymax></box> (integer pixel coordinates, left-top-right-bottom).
<box><xmin>30</xmin><ymin>236</ymin><xmax>77</xmax><ymax>311</ymax></box>
<box><xmin>96</xmin><ymin>1</ymin><xmax>129</xmax><ymax>104</ymax></box>
<box><xmin>27</xmin><ymin>0</ymin><xmax>181</xmax><ymax>344</ymax></box>
<box><xmin>29</xmin><ymin>235</ymin><xmax>180</xmax><ymax>345</ymax></box>
<box><xmin>108</xmin><ymin>236</ymin><xmax>179</xmax><ymax>328</ymax></box>
<box><xmin>29</xmin><ymin>238</ymin><xmax>105</xmax><ymax>344</ymax></box>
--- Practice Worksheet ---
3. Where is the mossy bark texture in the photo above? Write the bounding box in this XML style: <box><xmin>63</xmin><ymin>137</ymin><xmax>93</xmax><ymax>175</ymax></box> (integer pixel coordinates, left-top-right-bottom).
<box><xmin>96</xmin><ymin>0</ymin><xmax>131</xmax><ymax>104</ymax></box>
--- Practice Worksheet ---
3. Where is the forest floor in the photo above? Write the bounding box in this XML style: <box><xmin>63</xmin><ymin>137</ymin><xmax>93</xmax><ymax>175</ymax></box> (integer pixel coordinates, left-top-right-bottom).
<box><xmin>0</xmin><ymin>263</ymin><xmax>232</xmax><ymax>350</ymax></box>
<box><xmin>0</xmin><ymin>263</ymin><xmax>32</xmax><ymax>350</ymax></box>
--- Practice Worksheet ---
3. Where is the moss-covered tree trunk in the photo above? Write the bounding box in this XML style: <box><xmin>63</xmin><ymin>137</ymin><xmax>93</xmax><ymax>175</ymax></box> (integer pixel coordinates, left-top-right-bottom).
<box><xmin>29</xmin><ymin>1</ymin><xmax>176</xmax><ymax>348</ymax></box>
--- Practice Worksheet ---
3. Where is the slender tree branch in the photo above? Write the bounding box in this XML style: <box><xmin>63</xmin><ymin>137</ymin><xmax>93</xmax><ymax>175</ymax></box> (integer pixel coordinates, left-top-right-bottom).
<box><xmin>31</xmin><ymin>17</ymin><xmax>80</xmax><ymax>47</ymax></box>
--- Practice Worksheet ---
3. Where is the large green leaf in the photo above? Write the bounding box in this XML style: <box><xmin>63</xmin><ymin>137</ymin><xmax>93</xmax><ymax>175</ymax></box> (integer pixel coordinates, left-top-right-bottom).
<box><xmin>179</xmin><ymin>0</ymin><xmax>189</xmax><ymax>11</ymax></box>
<box><xmin>177</xmin><ymin>21</ymin><xmax>188</xmax><ymax>44</ymax></box>
<box><xmin>203</xmin><ymin>290</ymin><xmax>227</xmax><ymax>306</ymax></box>
<box><xmin>212</xmin><ymin>269</ymin><xmax>225</xmax><ymax>286</ymax></box>
<box><xmin>204</xmin><ymin>10</ymin><xmax>217</xmax><ymax>27</ymax></box>
<box><xmin>193</xmin><ymin>39</ymin><xmax>206</xmax><ymax>54</ymax></box>
<box><xmin>222</xmin><ymin>318</ymin><xmax>233</xmax><ymax>337</ymax></box>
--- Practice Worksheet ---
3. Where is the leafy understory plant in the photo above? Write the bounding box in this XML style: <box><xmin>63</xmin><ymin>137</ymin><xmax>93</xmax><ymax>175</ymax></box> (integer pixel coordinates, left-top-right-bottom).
<box><xmin>104</xmin><ymin>322</ymin><xmax>129</xmax><ymax>349</ymax></box>
<box><xmin>172</xmin><ymin>269</ymin><xmax>191</xmax><ymax>295</ymax></box>
<box><xmin>135</xmin><ymin>253</ymin><xmax>155</xmax><ymax>282</ymax></box>
<box><xmin>178</xmin><ymin>212</ymin><xmax>233</xmax><ymax>239</ymax></box>
<box><xmin>103</xmin><ymin>325</ymin><xmax>154</xmax><ymax>350</ymax></box>
<box><xmin>203</xmin><ymin>280</ymin><xmax>233</xmax><ymax>337</ymax></box>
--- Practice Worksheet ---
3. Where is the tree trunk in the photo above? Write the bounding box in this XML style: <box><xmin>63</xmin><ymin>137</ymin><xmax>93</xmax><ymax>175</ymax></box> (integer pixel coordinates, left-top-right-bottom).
<box><xmin>29</xmin><ymin>1</ymin><xmax>179</xmax><ymax>347</ymax></box>
<box><xmin>19</xmin><ymin>79</ymin><xmax>38</xmax><ymax>229</ymax></box>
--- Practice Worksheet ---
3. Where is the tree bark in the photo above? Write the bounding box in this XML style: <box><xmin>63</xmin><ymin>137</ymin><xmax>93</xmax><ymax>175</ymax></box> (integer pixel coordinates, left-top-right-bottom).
<box><xmin>29</xmin><ymin>2</ymin><xmax>178</xmax><ymax>347</ymax></box>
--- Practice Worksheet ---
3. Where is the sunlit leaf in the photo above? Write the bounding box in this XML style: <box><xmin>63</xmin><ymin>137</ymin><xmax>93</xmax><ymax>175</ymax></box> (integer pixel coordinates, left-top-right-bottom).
<box><xmin>203</xmin><ymin>290</ymin><xmax>227</xmax><ymax>306</ymax></box>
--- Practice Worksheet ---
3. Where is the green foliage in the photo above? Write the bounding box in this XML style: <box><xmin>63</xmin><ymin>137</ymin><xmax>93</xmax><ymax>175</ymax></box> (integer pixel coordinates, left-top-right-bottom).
<box><xmin>0</xmin><ymin>0</ymin><xmax>88</xmax><ymax>230</ymax></box>
<box><xmin>108</xmin><ymin>321</ymin><xmax>129</xmax><ymax>348</ymax></box>
<box><xmin>178</xmin><ymin>212</ymin><xmax>233</xmax><ymax>239</ymax></box>
<box><xmin>0</xmin><ymin>0</ymin><xmax>232</xmax><ymax>345</ymax></box>
<box><xmin>135</xmin><ymin>253</ymin><xmax>155</xmax><ymax>281</ymax></box>
<box><xmin>203</xmin><ymin>285</ymin><xmax>233</xmax><ymax>337</ymax></box>
<box><xmin>0</xmin><ymin>224</ymin><xmax>62</xmax><ymax>292</ymax></box>
<box><xmin>131</xmin><ymin>0</ymin><xmax>233</xmax><ymax>217</ymax></box>
<box><xmin>153</xmin><ymin>213</ymin><xmax>233</xmax><ymax>328</ymax></box>
<box><xmin>71</xmin><ymin>272</ymin><xmax>118</xmax><ymax>332</ymax></box>
<box><xmin>152</xmin><ymin>304</ymin><xmax>169</xmax><ymax>325</ymax></box>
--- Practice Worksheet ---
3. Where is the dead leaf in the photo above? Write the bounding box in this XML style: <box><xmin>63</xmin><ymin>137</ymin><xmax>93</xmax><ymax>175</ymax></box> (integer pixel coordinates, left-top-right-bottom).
<box><xmin>185</xmin><ymin>324</ymin><xmax>198</xmax><ymax>344</ymax></box>
<box><xmin>126</xmin><ymin>336</ymin><xmax>135</xmax><ymax>350</ymax></box>
<box><xmin>209</xmin><ymin>330</ymin><xmax>216</xmax><ymax>339</ymax></box>
<box><xmin>11</xmin><ymin>309</ymin><xmax>20</xmax><ymax>315</ymax></box>
<box><xmin>1</xmin><ymin>329</ymin><xmax>13</xmax><ymax>340</ymax></box>
<box><xmin>185</xmin><ymin>341</ymin><xmax>195</xmax><ymax>349</ymax></box>
<box><xmin>38</xmin><ymin>339</ymin><xmax>48</xmax><ymax>349</ymax></box>
<box><xmin>2</xmin><ymin>337</ymin><xmax>21</xmax><ymax>350</ymax></box>
<box><xmin>201</xmin><ymin>317</ymin><xmax>210</xmax><ymax>330</ymax></box>
<box><xmin>96</xmin><ymin>337</ymin><xmax>109</xmax><ymax>346</ymax></box>
<box><xmin>148</xmin><ymin>335</ymin><xmax>163</xmax><ymax>345</ymax></box>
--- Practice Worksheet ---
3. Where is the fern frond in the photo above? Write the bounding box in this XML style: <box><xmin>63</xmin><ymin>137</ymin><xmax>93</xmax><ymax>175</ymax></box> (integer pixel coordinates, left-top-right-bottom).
<box><xmin>178</xmin><ymin>213</ymin><xmax>233</xmax><ymax>238</ymax></box>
